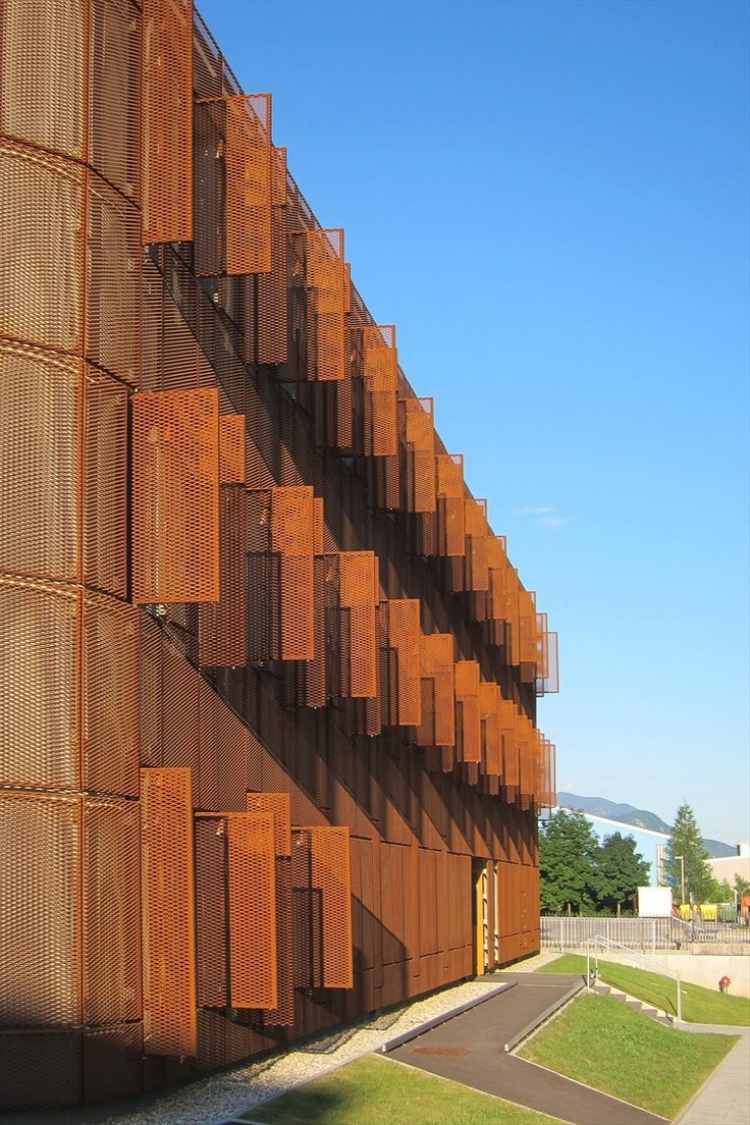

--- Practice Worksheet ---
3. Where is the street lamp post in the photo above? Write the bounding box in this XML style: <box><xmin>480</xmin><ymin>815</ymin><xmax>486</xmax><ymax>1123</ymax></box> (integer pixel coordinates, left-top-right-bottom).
<box><xmin>675</xmin><ymin>854</ymin><xmax>686</xmax><ymax>905</ymax></box>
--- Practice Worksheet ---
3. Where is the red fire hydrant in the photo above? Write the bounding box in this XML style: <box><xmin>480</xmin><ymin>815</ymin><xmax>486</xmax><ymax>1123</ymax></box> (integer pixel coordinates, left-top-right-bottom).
<box><xmin>719</xmin><ymin>975</ymin><xmax>731</xmax><ymax>993</ymax></box>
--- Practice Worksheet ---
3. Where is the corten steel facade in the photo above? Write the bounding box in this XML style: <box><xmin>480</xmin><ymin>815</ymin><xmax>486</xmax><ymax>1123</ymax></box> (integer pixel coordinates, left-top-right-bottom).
<box><xmin>0</xmin><ymin>0</ymin><xmax>559</xmax><ymax>1109</ymax></box>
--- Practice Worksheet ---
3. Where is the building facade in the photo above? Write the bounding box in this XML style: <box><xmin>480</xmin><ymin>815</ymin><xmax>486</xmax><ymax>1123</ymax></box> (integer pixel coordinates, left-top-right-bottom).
<box><xmin>0</xmin><ymin>1</ymin><xmax>557</xmax><ymax>1109</ymax></box>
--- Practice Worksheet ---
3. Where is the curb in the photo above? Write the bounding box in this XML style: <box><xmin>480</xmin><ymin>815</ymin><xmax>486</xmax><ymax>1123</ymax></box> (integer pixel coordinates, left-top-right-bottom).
<box><xmin>504</xmin><ymin>977</ymin><xmax>585</xmax><ymax>1052</ymax></box>
<box><xmin>379</xmin><ymin>982</ymin><xmax>513</xmax><ymax>1053</ymax></box>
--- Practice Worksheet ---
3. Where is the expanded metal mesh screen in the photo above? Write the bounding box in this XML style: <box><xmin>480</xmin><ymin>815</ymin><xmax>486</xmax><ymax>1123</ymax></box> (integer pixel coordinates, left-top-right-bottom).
<box><xmin>0</xmin><ymin>0</ymin><xmax>555</xmax><ymax>1105</ymax></box>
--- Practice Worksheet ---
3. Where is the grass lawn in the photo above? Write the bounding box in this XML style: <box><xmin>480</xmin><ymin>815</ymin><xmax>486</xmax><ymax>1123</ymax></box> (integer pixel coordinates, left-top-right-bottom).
<box><xmin>519</xmin><ymin>992</ymin><xmax>736</xmax><ymax>1119</ymax></box>
<box><xmin>241</xmin><ymin>1054</ymin><xmax>565</xmax><ymax>1125</ymax></box>
<box><xmin>539</xmin><ymin>954</ymin><xmax>750</xmax><ymax>1025</ymax></box>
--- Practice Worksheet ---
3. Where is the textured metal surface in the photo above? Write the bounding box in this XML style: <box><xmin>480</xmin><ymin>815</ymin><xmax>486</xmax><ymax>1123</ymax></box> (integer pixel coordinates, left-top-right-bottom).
<box><xmin>226</xmin><ymin>811</ymin><xmax>277</xmax><ymax>1009</ymax></box>
<box><xmin>225</xmin><ymin>93</ymin><xmax>272</xmax><ymax>275</ymax></box>
<box><xmin>140</xmin><ymin>768</ymin><xmax>197</xmax><ymax>1057</ymax></box>
<box><xmin>0</xmin><ymin>0</ymin><xmax>557</xmax><ymax>1102</ymax></box>
<box><xmin>132</xmin><ymin>387</ymin><xmax>220</xmax><ymax>604</ymax></box>
<box><xmin>305</xmin><ymin>827</ymin><xmax>354</xmax><ymax>989</ymax></box>
<box><xmin>142</xmin><ymin>0</ymin><xmax>193</xmax><ymax>244</ymax></box>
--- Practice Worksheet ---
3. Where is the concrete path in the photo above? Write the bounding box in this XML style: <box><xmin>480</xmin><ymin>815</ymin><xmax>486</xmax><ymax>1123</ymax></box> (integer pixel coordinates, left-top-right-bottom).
<box><xmin>390</xmin><ymin>972</ymin><xmax>667</xmax><ymax>1125</ymax></box>
<box><xmin>678</xmin><ymin>1029</ymin><xmax>750</xmax><ymax>1125</ymax></box>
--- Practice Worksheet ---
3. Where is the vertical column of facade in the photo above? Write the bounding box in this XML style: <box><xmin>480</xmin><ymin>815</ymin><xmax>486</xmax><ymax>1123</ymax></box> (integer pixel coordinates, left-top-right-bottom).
<box><xmin>0</xmin><ymin>0</ymin><xmax>145</xmax><ymax>1106</ymax></box>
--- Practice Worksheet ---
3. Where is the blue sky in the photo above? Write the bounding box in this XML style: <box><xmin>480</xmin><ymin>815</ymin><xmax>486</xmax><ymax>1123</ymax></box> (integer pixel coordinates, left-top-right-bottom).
<box><xmin>200</xmin><ymin>0</ymin><xmax>750</xmax><ymax>843</ymax></box>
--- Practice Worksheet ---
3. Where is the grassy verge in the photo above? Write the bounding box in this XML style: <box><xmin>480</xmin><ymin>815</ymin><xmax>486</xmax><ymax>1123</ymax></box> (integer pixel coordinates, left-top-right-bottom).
<box><xmin>538</xmin><ymin>954</ymin><xmax>750</xmax><ymax>1025</ymax></box>
<box><xmin>519</xmin><ymin>992</ymin><xmax>736</xmax><ymax>1119</ymax></box>
<box><xmin>241</xmin><ymin>1054</ymin><xmax>564</xmax><ymax>1125</ymax></box>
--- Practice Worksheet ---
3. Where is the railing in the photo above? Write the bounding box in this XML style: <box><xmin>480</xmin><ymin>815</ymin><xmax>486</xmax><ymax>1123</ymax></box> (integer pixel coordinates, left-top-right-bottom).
<box><xmin>542</xmin><ymin>914</ymin><xmax>750</xmax><ymax>950</ymax></box>
<box><xmin>585</xmin><ymin>936</ymin><xmax>683</xmax><ymax>1022</ymax></box>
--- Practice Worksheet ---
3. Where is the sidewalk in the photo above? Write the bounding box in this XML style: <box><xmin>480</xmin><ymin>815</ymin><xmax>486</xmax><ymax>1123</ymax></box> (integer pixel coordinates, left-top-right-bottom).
<box><xmin>677</xmin><ymin>1029</ymin><xmax>750</xmax><ymax>1125</ymax></box>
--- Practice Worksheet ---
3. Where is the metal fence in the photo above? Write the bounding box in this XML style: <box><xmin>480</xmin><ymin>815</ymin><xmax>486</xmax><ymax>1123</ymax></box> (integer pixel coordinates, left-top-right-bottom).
<box><xmin>542</xmin><ymin>915</ymin><xmax>750</xmax><ymax>951</ymax></box>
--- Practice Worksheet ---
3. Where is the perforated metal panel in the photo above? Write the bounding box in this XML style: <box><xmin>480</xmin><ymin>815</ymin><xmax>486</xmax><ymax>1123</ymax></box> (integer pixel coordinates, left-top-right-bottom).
<box><xmin>0</xmin><ymin>0</ymin><xmax>86</xmax><ymax>160</ymax></box>
<box><xmin>219</xmin><ymin>414</ymin><xmax>246</xmax><ymax>482</ymax></box>
<box><xmin>416</xmin><ymin>633</ymin><xmax>455</xmax><ymax>749</ymax></box>
<box><xmin>198</xmin><ymin>485</ymin><xmax>248</xmax><ymax>668</ymax></box>
<box><xmin>226</xmin><ymin>812</ymin><xmax>277</xmax><ymax>1009</ymax></box>
<box><xmin>304</xmin><ymin>229</ymin><xmax>348</xmax><ymax>381</ymax></box>
<box><xmin>142</xmin><ymin>0</ymin><xmax>193</xmax><ymax>244</ymax></box>
<box><xmin>140</xmin><ymin>767</ymin><xmax>197</xmax><ymax>1057</ymax></box>
<box><xmin>244</xmin><ymin>792</ymin><xmax>294</xmax><ymax>1024</ymax></box>
<box><xmin>0</xmin><ymin>139</ymin><xmax>84</xmax><ymax>353</ymax></box>
<box><xmin>362</xmin><ymin>325</ymin><xmax>397</xmax><ymax>457</ymax></box>
<box><xmin>0</xmin><ymin>577</ymin><xmax>79</xmax><ymax>791</ymax></box>
<box><xmin>455</xmin><ymin>660</ymin><xmax>481</xmax><ymax>765</ymax></box>
<box><xmin>132</xmin><ymin>387</ymin><xmax>220</xmax><ymax>604</ymax></box>
<box><xmin>339</xmin><ymin>551</ymin><xmax>378</xmax><ymax>698</ymax></box>
<box><xmin>271</xmin><ymin>486</ymin><xmax>315</xmax><ymax>660</ymax></box>
<box><xmin>83</xmin><ymin>593</ymin><xmax>139</xmax><ymax>797</ymax></box>
<box><xmin>385</xmin><ymin>599</ymin><xmax>421</xmax><ymax>726</ymax></box>
<box><xmin>306</xmin><ymin>827</ymin><xmax>353</xmax><ymax>989</ymax></box>
<box><xmin>83</xmin><ymin>798</ymin><xmax>141</xmax><ymax>1025</ymax></box>
<box><xmin>258</xmin><ymin>146</ymin><xmax>289</xmax><ymax>364</ymax></box>
<box><xmin>225</xmin><ymin>93</ymin><xmax>272</xmax><ymax>275</ymax></box>
<box><xmin>0</xmin><ymin>792</ymin><xmax>81</xmax><ymax>1030</ymax></box>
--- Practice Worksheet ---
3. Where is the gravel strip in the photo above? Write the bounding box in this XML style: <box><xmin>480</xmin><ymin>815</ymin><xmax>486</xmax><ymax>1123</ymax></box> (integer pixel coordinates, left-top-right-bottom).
<box><xmin>99</xmin><ymin>980</ymin><xmax>504</xmax><ymax>1125</ymax></box>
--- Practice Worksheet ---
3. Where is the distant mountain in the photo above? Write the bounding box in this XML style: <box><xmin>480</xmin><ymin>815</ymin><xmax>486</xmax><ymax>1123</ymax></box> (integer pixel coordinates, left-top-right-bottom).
<box><xmin>557</xmin><ymin>792</ymin><xmax>734</xmax><ymax>858</ymax></box>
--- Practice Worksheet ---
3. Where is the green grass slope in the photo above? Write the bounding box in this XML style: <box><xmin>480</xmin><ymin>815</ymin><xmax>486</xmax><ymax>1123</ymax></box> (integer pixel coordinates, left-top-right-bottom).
<box><xmin>242</xmin><ymin>1054</ymin><xmax>565</xmax><ymax>1125</ymax></box>
<box><xmin>539</xmin><ymin>954</ymin><xmax>750</xmax><ymax>1025</ymax></box>
<box><xmin>519</xmin><ymin>992</ymin><xmax>736</xmax><ymax>1119</ymax></box>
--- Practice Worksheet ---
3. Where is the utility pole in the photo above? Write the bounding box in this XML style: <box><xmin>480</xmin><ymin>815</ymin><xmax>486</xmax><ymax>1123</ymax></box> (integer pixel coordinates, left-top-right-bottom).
<box><xmin>675</xmin><ymin>854</ymin><xmax>686</xmax><ymax>905</ymax></box>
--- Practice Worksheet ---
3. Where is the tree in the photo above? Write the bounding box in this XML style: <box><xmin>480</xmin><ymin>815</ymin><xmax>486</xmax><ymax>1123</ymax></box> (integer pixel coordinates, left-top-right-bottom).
<box><xmin>596</xmin><ymin>832</ymin><xmax>651</xmax><ymax>912</ymax></box>
<box><xmin>665</xmin><ymin>803</ymin><xmax>714</xmax><ymax>904</ymax></box>
<box><xmin>735</xmin><ymin>874</ymin><xmax>750</xmax><ymax>899</ymax></box>
<box><xmin>539</xmin><ymin>810</ymin><xmax>600</xmax><ymax>914</ymax></box>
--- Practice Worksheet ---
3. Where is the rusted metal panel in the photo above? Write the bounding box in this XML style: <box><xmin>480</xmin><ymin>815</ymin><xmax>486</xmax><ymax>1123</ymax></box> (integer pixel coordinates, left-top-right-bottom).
<box><xmin>271</xmin><ymin>486</ymin><xmax>315</xmax><ymax>661</ymax></box>
<box><xmin>339</xmin><ymin>551</ymin><xmax>378</xmax><ymax>699</ymax></box>
<box><xmin>226</xmin><ymin>812</ymin><xmax>277</xmax><ymax>1009</ymax></box>
<box><xmin>304</xmin><ymin>229</ymin><xmax>349</xmax><ymax>381</ymax></box>
<box><xmin>455</xmin><ymin>660</ymin><xmax>481</xmax><ymax>765</ymax></box>
<box><xmin>83</xmin><ymin>798</ymin><xmax>142</xmax><ymax>1025</ymax></box>
<box><xmin>307</xmin><ymin>826</ymin><xmax>353</xmax><ymax>989</ymax></box>
<box><xmin>219</xmin><ymin>414</ymin><xmax>246</xmax><ymax>483</ymax></box>
<box><xmin>0</xmin><ymin>139</ymin><xmax>84</xmax><ymax>354</ymax></box>
<box><xmin>0</xmin><ymin>792</ymin><xmax>81</xmax><ymax>1029</ymax></box>
<box><xmin>416</xmin><ymin>633</ymin><xmax>455</xmax><ymax>749</ymax></box>
<box><xmin>132</xmin><ymin>387</ymin><xmax>220</xmax><ymax>605</ymax></box>
<box><xmin>0</xmin><ymin>341</ymin><xmax>82</xmax><ymax>583</ymax></box>
<box><xmin>245</xmin><ymin>792</ymin><xmax>294</xmax><ymax>1026</ymax></box>
<box><xmin>142</xmin><ymin>0</ymin><xmax>193</xmax><ymax>244</ymax></box>
<box><xmin>225</xmin><ymin>93</ymin><xmax>273</xmax><ymax>275</ymax></box>
<box><xmin>195</xmin><ymin>816</ymin><xmax>228</xmax><ymax>1009</ymax></box>
<box><xmin>258</xmin><ymin>146</ymin><xmax>289</xmax><ymax>364</ymax></box>
<box><xmin>140</xmin><ymin>767</ymin><xmax>197</xmax><ymax>1057</ymax></box>
<box><xmin>385</xmin><ymin>599</ymin><xmax>421</xmax><ymax>727</ymax></box>
<box><xmin>83</xmin><ymin>593</ymin><xmax>140</xmax><ymax>797</ymax></box>
<box><xmin>198</xmin><ymin>484</ymin><xmax>248</xmax><ymax>668</ymax></box>
<box><xmin>84</xmin><ymin>367</ymin><xmax>128</xmax><ymax>597</ymax></box>
<box><xmin>0</xmin><ymin>577</ymin><xmax>80</xmax><ymax>791</ymax></box>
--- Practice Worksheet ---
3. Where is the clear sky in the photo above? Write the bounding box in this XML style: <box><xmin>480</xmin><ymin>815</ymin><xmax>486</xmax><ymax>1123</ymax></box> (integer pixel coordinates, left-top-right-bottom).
<box><xmin>199</xmin><ymin>0</ymin><xmax>750</xmax><ymax>843</ymax></box>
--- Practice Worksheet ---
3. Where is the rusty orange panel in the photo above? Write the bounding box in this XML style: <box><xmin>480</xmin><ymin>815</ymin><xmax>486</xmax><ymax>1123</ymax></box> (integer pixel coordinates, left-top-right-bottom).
<box><xmin>140</xmin><ymin>767</ymin><xmax>197</xmax><ymax>1057</ymax></box>
<box><xmin>245</xmin><ymin>791</ymin><xmax>292</xmax><ymax>856</ymax></box>
<box><xmin>363</xmin><ymin>326</ymin><xmax>397</xmax><ymax>456</ymax></box>
<box><xmin>132</xmin><ymin>387</ymin><xmax>220</xmax><ymax>604</ymax></box>
<box><xmin>245</xmin><ymin>792</ymin><xmax>294</xmax><ymax>1026</ymax></box>
<box><xmin>258</xmin><ymin>167</ymin><xmax>289</xmax><ymax>365</ymax></box>
<box><xmin>339</xmin><ymin>551</ymin><xmax>378</xmax><ymax>698</ymax></box>
<box><xmin>271</xmin><ymin>485</ymin><xmax>314</xmax><ymax>556</ymax></box>
<box><xmin>226</xmin><ymin>811</ymin><xmax>277</xmax><ymax>1009</ymax></box>
<box><xmin>416</xmin><ymin>633</ymin><xmax>455</xmax><ymax>748</ymax></box>
<box><xmin>307</xmin><ymin>826</ymin><xmax>354</xmax><ymax>989</ymax></box>
<box><xmin>1</xmin><ymin>139</ymin><xmax>84</xmax><ymax>354</ymax></box>
<box><xmin>0</xmin><ymin>0</ymin><xmax>86</xmax><ymax>161</ymax></box>
<box><xmin>219</xmin><ymin>414</ymin><xmax>246</xmax><ymax>482</ymax></box>
<box><xmin>313</xmin><ymin>497</ymin><xmax>325</xmax><ymax>556</ymax></box>
<box><xmin>386</xmin><ymin>599</ymin><xmax>421</xmax><ymax>726</ymax></box>
<box><xmin>142</xmin><ymin>0</ymin><xmax>193</xmax><ymax>244</ymax></box>
<box><xmin>479</xmin><ymin>682</ymin><xmax>501</xmax><ymax>778</ymax></box>
<box><xmin>305</xmin><ymin>229</ymin><xmax>349</xmax><ymax>381</ymax></box>
<box><xmin>198</xmin><ymin>484</ymin><xmax>247</xmax><ymax>668</ymax></box>
<box><xmin>225</xmin><ymin>93</ymin><xmax>273</xmax><ymax>275</ymax></box>
<box><xmin>402</xmin><ymin>397</ymin><xmax>436</xmax><ymax>514</ymax></box>
<box><xmin>455</xmin><ymin>660</ymin><xmax>481</xmax><ymax>765</ymax></box>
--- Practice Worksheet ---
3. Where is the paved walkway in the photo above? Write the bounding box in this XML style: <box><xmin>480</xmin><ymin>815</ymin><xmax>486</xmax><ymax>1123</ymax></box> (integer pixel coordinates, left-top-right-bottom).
<box><xmin>678</xmin><ymin>1028</ymin><xmax>750</xmax><ymax>1125</ymax></box>
<box><xmin>390</xmin><ymin>972</ymin><xmax>667</xmax><ymax>1125</ymax></box>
